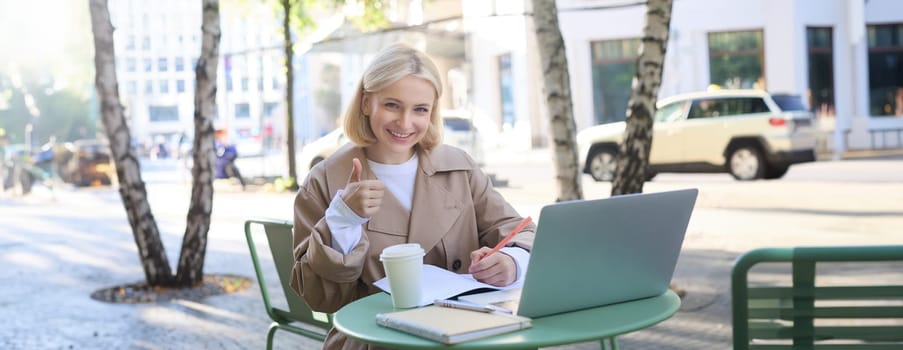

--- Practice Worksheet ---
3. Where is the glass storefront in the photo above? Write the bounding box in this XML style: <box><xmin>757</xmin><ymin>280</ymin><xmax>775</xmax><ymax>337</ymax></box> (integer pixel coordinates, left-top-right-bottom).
<box><xmin>590</xmin><ymin>38</ymin><xmax>640</xmax><ymax>125</ymax></box>
<box><xmin>708</xmin><ymin>30</ymin><xmax>764</xmax><ymax>89</ymax></box>
<box><xmin>807</xmin><ymin>27</ymin><xmax>835</xmax><ymax>118</ymax></box>
<box><xmin>867</xmin><ymin>24</ymin><xmax>903</xmax><ymax>117</ymax></box>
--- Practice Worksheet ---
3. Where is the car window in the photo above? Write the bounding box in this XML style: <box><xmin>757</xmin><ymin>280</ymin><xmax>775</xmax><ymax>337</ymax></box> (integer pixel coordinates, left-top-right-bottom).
<box><xmin>443</xmin><ymin>118</ymin><xmax>472</xmax><ymax>132</ymax></box>
<box><xmin>770</xmin><ymin>94</ymin><xmax>807</xmax><ymax>111</ymax></box>
<box><xmin>654</xmin><ymin>101</ymin><xmax>686</xmax><ymax>122</ymax></box>
<box><xmin>688</xmin><ymin>98</ymin><xmax>722</xmax><ymax>119</ymax></box>
<box><xmin>721</xmin><ymin>97</ymin><xmax>770</xmax><ymax>115</ymax></box>
<box><xmin>689</xmin><ymin>97</ymin><xmax>769</xmax><ymax>119</ymax></box>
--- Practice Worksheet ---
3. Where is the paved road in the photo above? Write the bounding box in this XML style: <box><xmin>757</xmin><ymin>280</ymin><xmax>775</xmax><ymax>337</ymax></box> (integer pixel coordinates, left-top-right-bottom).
<box><xmin>1</xmin><ymin>150</ymin><xmax>901</xmax><ymax>349</ymax></box>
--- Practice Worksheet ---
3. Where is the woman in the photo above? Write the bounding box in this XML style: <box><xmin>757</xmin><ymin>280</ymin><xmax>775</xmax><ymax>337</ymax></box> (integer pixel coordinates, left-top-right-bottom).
<box><xmin>290</xmin><ymin>43</ymin><xmax>534</xmax><ymax>349</ymax></box>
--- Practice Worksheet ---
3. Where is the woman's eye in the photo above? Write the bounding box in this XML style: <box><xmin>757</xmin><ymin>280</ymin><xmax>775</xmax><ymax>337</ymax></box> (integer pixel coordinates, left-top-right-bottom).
<box><xmin>415</xmin><ymin>107</ymin><xmax>430</xmax><ymax>114</ymax></box>
<box><xmin>384</xmin><ymin>102</ymin><xmax>399</xmax><ymax>109</ymax></box>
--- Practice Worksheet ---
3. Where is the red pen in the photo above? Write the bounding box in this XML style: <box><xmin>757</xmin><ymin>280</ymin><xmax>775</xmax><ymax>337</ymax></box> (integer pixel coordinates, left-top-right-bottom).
<box><xmin>485</xmin><ymin>216</ymin><xmax>532</xmax><ymax>257</ymax></box>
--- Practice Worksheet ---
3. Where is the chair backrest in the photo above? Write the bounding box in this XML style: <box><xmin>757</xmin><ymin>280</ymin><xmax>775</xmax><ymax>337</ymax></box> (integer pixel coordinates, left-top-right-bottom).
<box><xmin>244</xmin><ymin>218</ymin><xmax>331</xmax><ymax>330</ymax></box>
<box><xmin>731</xmin><ymin>245</ymin><xmax>903</xmax><ymax>350</ymax></box>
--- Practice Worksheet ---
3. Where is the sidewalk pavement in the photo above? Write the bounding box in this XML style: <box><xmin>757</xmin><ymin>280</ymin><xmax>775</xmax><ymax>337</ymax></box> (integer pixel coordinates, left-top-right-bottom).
<box><xmin>0</xmin><ymin>187</ymin><xmax>733</xmax><ymax>350</ymax></box>
<box><xmin>2</xmin><ymin>147</ymin><xmax>902</xmax><ymax>349</ymax></box>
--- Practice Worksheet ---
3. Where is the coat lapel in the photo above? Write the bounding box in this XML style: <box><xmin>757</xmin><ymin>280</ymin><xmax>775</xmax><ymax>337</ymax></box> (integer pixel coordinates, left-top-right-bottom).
<box><xmin>407</xmin><ymin>149</ymin><xmax>465</xmax><ymax>252</ymax></box>
<box><xmin>366</xmin><ymin>187</ymin><xmax>411</xmax><ymax>236</ymax></box>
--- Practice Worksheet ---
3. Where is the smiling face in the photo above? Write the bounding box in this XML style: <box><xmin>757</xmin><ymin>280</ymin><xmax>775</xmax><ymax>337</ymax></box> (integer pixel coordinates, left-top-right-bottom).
<box><xmin>362</xmin><ymin>75</ymin><xmax>437</xmax><ymax>164</ymax></box>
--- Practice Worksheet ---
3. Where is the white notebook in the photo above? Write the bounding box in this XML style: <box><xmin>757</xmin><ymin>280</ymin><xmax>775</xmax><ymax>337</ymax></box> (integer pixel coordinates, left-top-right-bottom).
<box><xmin>375</xmin><ymin>305</ymin><xmax>531</xmax><ymax>344</ymax></box>
<box><xmin>373</xmin><ymin>264</ymin><xmax>523</xmax><ymax>307</ymax></box>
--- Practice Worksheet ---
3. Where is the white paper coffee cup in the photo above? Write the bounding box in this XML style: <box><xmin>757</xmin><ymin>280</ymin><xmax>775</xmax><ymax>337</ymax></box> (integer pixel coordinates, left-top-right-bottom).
<box><xmin>379</xmin><ymin>243</ymin><xmax>425</xmax><ymax>308</ymax></box>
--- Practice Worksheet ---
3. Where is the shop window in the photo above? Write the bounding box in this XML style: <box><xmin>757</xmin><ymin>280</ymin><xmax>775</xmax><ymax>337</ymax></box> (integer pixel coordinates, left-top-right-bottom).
<box><xmin>149</xmin><ymin>106</ymin><xmax>179</xmax><ymax>122</ymax></box>
<box><xmin>235</xmin><ymin>103</ymin><xmax>250</xmax><ymax>119</ymax></box>
<box><xmin>590</xmin><ymin>38</ymin><xmax>640</xmax><ymax>125</ymax></box>
<box><xmin>264</xmin><ymin>102</ymin><xmax>279</xmax><ymax>117</ymax></box>
<box><xmin>159</xmin><ymin>80</ymin><xmax>169</xmax><ymax>94</ymax></box>
<box><xmin>708</xmin><ymin>30</ymin><xmax>764</xmax><ymax>89</ymax></box>
<box><xmin>807</xmin><ymin>27</ymin><xmax>835</xmax><ymax>117</ymax></box>
<box><xmin>498</xmin><ymin>53</ymin><xmax>515</xmax><ymax>129</ymax></box>
<box><xmin>867</xmin><ymin>24</ymin><xmax>903</xmax><ymax>117</ymax></box>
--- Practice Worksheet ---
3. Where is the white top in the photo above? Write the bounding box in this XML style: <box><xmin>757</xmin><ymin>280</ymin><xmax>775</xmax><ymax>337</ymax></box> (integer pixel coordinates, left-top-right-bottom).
<box><xmin>367</xmin><ymin>155</ymin><xmax>418</xmax><ymax>211</ymax></box>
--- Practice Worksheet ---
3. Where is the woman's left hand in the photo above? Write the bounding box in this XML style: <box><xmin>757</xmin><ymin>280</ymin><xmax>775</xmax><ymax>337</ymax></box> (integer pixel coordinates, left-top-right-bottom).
<box><xmin>468</xmin><ymin>247</ymin><xmax>517</xmax><ymax>287</ymax></box>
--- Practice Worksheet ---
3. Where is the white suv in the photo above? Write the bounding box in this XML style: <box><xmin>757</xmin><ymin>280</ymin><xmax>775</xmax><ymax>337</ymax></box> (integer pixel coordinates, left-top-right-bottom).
<box><xmin>576</xmin><ymin>90</ymin><xmax>817</xmax><ymax>181</ymax></box>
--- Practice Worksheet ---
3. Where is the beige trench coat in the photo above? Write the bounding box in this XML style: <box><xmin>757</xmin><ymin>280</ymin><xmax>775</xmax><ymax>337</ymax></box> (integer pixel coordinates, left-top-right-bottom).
<box><xmin>290</xmin><ymin>144</ymin><xmax>535</xmax><ymax>349</ymax></box>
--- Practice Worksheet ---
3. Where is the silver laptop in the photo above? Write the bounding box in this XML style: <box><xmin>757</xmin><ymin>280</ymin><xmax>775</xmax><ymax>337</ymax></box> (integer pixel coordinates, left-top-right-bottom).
<box><xmin>461</xmin><ymin>188</ymin><xmax>698</xmax><ymax>318</ymax></box>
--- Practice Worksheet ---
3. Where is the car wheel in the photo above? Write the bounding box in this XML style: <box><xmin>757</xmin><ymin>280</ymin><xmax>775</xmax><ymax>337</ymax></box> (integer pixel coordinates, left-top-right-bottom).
<box><xmin>309</xmin><ymin>156</ymin><xmax>324</xmax><ymax>170</ymax></box>
<box><xmin>764</xmin><ymin>164</ymin><xmax>789</xmax><ymax>179</ymax></box>
<box><xmin>727</xmin><ymin>145</ymin><xmax>765</xmax><ymax>181</ymax></box>
<box><xmin>588</xmin><ymin>148</ymin><xmax>618</xmax><ymax>182</ymax></box>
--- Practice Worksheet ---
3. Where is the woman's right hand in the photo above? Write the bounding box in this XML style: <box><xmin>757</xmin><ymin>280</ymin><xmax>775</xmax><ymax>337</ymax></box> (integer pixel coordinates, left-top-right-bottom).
<box><xmin>341</xmin><ymin>158</ymin><xmax>385</xmax><ymax>218</ymax></box>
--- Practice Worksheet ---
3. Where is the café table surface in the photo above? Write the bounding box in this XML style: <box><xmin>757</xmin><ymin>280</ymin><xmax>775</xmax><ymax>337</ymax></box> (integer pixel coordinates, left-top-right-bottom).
<box><xmin>333</xmin><ymin>289</ymin><xmax>681</xmax><ymax>349</ymax></box>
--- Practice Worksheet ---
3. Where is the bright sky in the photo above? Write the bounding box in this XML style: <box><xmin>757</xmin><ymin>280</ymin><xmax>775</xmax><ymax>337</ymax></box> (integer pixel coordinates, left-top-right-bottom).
<box><xmin>0</xmin><ymin>0</ymin><xmax>93</xmax><ymax>87</ymax></box>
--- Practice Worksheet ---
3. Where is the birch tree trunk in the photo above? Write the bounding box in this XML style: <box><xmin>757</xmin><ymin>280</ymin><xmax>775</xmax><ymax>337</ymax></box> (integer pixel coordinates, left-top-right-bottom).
<box><xmin>530</xmin><ymin>0</ymin><xmax>582</xmax><ymax>202</ymax></box>
<box><xmin>175</xmin><ymin>0</ymin><xmax>220</xmax><ymax>286</ymax></box>
<box><xmin>88</xmin><ymin>0</ymin><xmax>174</xmax><ymax>286</ymax></box>
<box><xmin>281</xmin><ymin>0</ymin><xmax>299</xmax><ymax>189</ymax></box>
<box><xmin>611</xmin><ymin>0</ymin><xmax>673</xmax><ymax>196</ymax></box>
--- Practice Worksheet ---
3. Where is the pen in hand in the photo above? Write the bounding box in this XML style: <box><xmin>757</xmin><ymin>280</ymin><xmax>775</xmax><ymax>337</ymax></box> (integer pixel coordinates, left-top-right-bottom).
<box><xmin>469</xmin><ymin>216</ymin><xmax>532</xmax><ymax>284</ymax></box>
<box><xmin>485</xmin><ymin>216</ymin><xmax>533</xmax><ymax>258</ymax></box>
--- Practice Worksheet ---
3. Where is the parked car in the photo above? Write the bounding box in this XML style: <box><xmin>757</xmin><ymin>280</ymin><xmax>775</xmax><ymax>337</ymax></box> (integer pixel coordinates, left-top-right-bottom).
<box><xmin>299</xmin><ymin>111</ymin><xmax>485</xmax><ymax>170</ymax></box>
<box><xmin>61</xmin><ymin>139</ymin><xmax>115</xmax><ymax>187</ymax></box>
<box><xmin>576</xmin><ymin>90</ymin><xmax>817</xmax><ymax>181</ymax></box>
<box><xmin>234</xmin><ymin>135</ymin><xmax>264</xmax><ymax>157</ymax></box>
<box><xmin>440</xmin><ymin>110</ymin><xmax>484</xmax><ymax>166</ymax></box>
<box><xmin>299</xmin><ymin>127</ymin><xmax>349</xmax><ymax>171</ymax></box>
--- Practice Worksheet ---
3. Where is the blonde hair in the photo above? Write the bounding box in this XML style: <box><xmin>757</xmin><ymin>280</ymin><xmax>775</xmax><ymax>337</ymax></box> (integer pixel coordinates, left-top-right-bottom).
<box><xmin>343</xmin><ymin>43</ymin><xmax>444</xmax><ymax>151</ymax></box>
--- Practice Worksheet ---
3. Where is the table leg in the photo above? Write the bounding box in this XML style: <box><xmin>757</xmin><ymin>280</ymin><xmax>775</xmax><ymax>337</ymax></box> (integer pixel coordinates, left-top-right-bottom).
<box><xmin>600</xmin><ymin>336</ymin><xmax>618</xmax><ymax>350</ymax></box>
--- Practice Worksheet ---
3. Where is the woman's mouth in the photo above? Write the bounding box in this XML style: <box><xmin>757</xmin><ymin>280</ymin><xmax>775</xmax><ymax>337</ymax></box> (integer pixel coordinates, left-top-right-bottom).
<box><xmin>387</xmin><ymin>129</ymin><xmax>414</xmax><ymax>140</ymax></box>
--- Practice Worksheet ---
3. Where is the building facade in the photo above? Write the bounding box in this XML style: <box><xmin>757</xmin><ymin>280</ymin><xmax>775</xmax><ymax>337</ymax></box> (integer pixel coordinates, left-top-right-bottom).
<box><xmin>108</xmin><ymin>0</ymin><xmax>286</xmax><ymax>154</ymax></box>
<box><xmin>107</xmin><ymin>0</ymin><xmax>903</xmax><ymax>157</ymax></box>
<box><xmin>464</xmin><ymin>0</ymin><xmax>903</xmax><ymax>154</ymax></box>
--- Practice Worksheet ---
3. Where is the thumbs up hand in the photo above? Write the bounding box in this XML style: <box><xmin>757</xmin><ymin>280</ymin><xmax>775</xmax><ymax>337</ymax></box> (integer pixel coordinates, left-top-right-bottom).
<box><xmin>341</xmin><ymin>158</ymin><xmax>385</xmax><ymax>218</ymax></box>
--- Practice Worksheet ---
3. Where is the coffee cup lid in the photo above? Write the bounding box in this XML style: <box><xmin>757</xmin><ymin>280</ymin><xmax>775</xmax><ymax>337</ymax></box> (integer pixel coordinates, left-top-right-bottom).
<box><xmin>380</xmin><ymin>243</ymin><xmax>424</xmax><ymax>260</ymax></box>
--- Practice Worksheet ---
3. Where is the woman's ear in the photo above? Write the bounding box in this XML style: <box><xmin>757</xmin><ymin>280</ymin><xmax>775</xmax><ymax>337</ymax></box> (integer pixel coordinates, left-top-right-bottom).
<box><xmin>361</xmin><ymin>93</ymin><xmax>372</xmax><ymax>117</ymax></box>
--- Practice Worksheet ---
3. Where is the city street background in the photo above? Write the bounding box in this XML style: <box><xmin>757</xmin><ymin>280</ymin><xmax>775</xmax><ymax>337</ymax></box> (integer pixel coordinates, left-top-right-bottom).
<box><xmin>2</xmin><ymin>148</ymin><xmax>903</xmax><ymax>349</ymax></box>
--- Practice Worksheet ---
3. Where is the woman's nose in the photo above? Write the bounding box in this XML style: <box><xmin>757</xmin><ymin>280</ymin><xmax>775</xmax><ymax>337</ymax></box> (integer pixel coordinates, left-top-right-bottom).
<box><xmin>397</xmin><ymin>111</ymin><xmax>414</xmax><ymax>127</ymax></box>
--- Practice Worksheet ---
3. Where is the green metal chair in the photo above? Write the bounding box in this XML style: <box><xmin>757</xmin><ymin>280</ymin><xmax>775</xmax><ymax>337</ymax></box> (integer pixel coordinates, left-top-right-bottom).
<box><xmin>732</xmin><ymin>245</ymin><xmax>903</xmax><ymax>350</ymax></box>
<box><xmin>244</xmin><ymin>218</ymin><xmax>332</xmax><ymax>349</ymax></box>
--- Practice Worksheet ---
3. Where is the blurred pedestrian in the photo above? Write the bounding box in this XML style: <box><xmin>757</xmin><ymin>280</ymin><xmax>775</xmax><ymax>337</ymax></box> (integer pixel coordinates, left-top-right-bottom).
<box><xmin>214</xmin><ymin>129</ymin><xmax>246</xmax><ymax>190</ymax></box>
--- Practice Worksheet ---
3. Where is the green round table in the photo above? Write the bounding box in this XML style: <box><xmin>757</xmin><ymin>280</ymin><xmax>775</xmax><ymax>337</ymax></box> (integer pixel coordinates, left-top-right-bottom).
<box><xmin>333</xmin><ymin>290</ymin><xmax>681</xmax><ymax>349</ymax></box>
